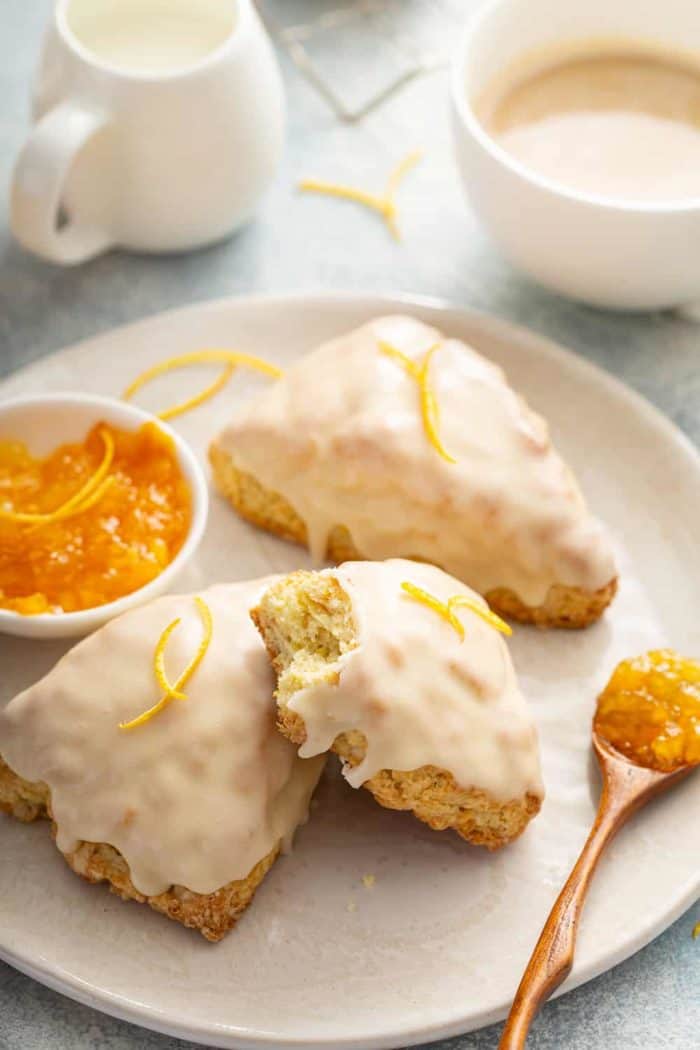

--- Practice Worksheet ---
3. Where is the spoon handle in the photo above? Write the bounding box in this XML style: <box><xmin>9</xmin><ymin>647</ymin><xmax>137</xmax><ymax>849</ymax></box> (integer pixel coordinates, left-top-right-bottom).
<box><xmin>498</xmin><ymin>774</ymin><xmax>630</xmax><ymax>1050</ymax></box>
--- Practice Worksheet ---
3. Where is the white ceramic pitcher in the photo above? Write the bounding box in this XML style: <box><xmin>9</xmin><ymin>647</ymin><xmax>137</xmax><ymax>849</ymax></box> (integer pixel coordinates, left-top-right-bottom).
<box><xmin>10</xmin><ymin>0</ymin><xmax>285</xmax><ymax>264</ymax></box>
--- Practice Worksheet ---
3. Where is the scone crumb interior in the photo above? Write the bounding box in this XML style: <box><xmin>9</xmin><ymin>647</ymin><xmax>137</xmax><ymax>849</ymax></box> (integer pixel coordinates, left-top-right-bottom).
<box><xmin>254</xmin><ymin>571</ymin><xmax>358</xmax><ymax>708</ymax></box>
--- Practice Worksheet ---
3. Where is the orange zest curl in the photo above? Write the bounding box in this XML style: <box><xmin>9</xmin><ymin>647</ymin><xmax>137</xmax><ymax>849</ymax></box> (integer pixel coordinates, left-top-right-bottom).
<box><xmin>446</xmin><ymin>594</ymin><xmax>512</xmax><ymax>637</ymax></box>
<box><xmin>153</xmin><ymin>617</ymin><xmax>188</xmax><ymax>701</ymax></box>
<box><xmin>401</xmin><ymin>581</ymin><xmax>511</xmax><ymax>641</ymax></box>
<box><xmin>299</xmin><ymin>149</ymin><xmax>422</xmax><ymax>240</ymax></box>
<box><xmin>119</xmin><ymin>596</ymin><xmax>213</xmax><ymax>730</ymax></box>
<box><xmin>418</xmin><ymin>344</ymin><xmax>456</xmax><ymax>465</ymax></box>
<box><xmin>379</xmin><ymin>340</ymin><xmax>456</xmax><ymax>463</ymax></box>
<box><xmin>401</xmin><ymin>581</ymin><xmax>464</xmax><ymax>638</ymax></box>
<box><xmin>157</xmin><ymin>363</ymin><xmax>236</xmax><ymax>422</ymax></box>
<box><xmin>0</xmin><ymin>428</ymin><xmax>114</xmax><ymax>526</ymax></box>
<box><xmin>122</xmin><ymin>350</ymin><xmax>283</xmax><ymax>421</ymax></box>
<box><xmin>378</xmin><ymin>341</ymin><xmax>421</xmax><ymax>378</ymax></box>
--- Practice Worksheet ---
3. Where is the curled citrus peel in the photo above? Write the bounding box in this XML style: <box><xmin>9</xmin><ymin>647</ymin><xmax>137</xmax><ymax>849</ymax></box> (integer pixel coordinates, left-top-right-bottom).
<box><xmin>447</xmin><ymin>594</ymin><xmax>512</xmax><ymax>637</ymax></box>
<box><xmin>33</xmin><ymin>476</ymin><xmax>116</xmax><ymax>532</ymax></box>
<box><xmin>0</xmin><ymin>428</ymin><xmax>115</xmax><ymax>526</ymax></box>
<box><xmin>119</xmin><ymin>596</ymin><xmax>213</xmax><ymax>730</ymax></box>
<box><xmin>401</xmin><ymin>581</ymin><xmax>463</xmax><ymax>638</ymax></box>
<box><xmin>157</xmin><ymin>363</ymin><xmax>236</xmax><ymax>422</ymax></box>
<box><xmin>401</xmin><ymin>581</ymin><xmax>511</xmax><ymax>641</ymax></box>
<box><xmin>694</xmin><ymin>922</ymin><xmax>700</xmax><ymax>940</ymax></box>
<box><xmin>153</xmin><ymin>617</ymin><xmax>188</xmax><ymax>701</ymax></box>
<box><xmin>379</xmin><ymin>340</ymin><xmax>456</xmax><ymax>463</ymax></box>
<box><xmin>122</xmin><ymin>350</ymin><xmax>283</xmax><ymax>421</ymax></box>
<box><xmin>299</xmin><ymin>149</ymin><xmax>422</xmax><ymax>240</ymax></box>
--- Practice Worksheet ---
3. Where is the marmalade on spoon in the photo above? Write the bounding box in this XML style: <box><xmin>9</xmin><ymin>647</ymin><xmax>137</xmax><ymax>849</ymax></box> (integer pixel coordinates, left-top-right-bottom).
<box><xmin>0</xmin><ymin>421</ymin><xmax>191</xmax><ymax>614</ymax></box>
<box><xmin>595</xmin><ymin>649</ymin><xmax>700</xmax><ymax>772</ymax></box>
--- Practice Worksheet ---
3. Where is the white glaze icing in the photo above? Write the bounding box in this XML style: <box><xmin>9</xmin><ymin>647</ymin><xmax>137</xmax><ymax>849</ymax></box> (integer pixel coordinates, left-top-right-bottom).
<box><xmin>0</xmin><ymin>579</ymin><xmax>324</xmax><ymax>897</ymax></box>
<box><xmin>288</xmin><ymin>559</ymin><xmax>544</xmax><ymax>804</ymax></box>
<box><xmin>216</xmin><ymin>315</ymin><xmax>616</xmax><ymax>606</ymax></box>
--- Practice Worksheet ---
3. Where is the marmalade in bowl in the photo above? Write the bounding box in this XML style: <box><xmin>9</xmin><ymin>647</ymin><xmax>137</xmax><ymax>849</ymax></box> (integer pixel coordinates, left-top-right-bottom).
<box><xmin>595</xmin><ymin>649</ymin><xmax>700</xmax><ymax>772</ymax></box>
<box><xmin>0</xmin><ymin>421</ymin><xmax>191</xmax><ymax>614</ymax></box>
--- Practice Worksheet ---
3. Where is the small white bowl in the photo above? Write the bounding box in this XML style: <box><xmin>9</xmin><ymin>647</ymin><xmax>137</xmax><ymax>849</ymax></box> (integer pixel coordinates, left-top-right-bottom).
<box><xmin>0</xmin><ymin>393</ymin><xmax>208</xmax><ymax>639</ymax></box>
<box><xmin>450</xmin><ymin>0</ymin><xmax>700</xmax><ymax>311</ymax></box>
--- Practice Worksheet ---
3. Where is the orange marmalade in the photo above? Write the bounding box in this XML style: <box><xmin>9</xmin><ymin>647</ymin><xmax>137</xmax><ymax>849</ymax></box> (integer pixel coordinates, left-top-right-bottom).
<box><xmin>595</xmin><ymin>649</ymin><xmax>700</xmax><ymax>772</ymax></box>
<box><xmin>0</xmin><ymin>422</ymin><xmax>191</xmax><ymax>615</ymax></box>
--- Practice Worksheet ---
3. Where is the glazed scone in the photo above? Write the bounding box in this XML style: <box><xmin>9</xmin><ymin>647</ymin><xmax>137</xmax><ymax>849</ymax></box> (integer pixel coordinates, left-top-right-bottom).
<box><xmin>251</xmin><ymin>559</ymin><xmax>544</xmax><ymax>849</ymax></box>
<box><xmin>0</xmin><ymin>580</ymin><xmax>324</xmax><ymax>941</ymax></box>
<box><xmin>210</xmin><ymin>315</ymin><xmax>617</xmax><ymax>629</ymax></box>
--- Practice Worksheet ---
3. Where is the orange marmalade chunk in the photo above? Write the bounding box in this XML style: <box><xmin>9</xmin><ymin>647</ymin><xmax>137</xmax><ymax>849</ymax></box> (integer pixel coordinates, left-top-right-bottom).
<box><xmin>594</xmin><ymin>649</ymin><xmax>700</xmax><ymax>772</ymax></box>
<box><xmin>0</xmin><ymin>422</ymin><xmax>191</xmax><ymax>614</ymax></box>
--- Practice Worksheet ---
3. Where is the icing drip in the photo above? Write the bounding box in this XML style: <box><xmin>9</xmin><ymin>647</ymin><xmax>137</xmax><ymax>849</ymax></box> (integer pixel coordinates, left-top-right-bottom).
<box><xmin>216</xmin><ymin>316</ymin><xmax>616</xmax><ymax>606</ymax></box>
<box><xmin>289</xmin><ymin>559</ymin><xmax>544</xmax><ymax>803</ymax></box>
<box><xmin>0</xmin><ymin>580</ymin><xmax>324</xmax><ymax>896</ymax></box>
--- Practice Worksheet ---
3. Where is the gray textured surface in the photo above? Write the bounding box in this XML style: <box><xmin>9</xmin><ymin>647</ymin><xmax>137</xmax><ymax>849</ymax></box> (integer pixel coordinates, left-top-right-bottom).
<box><xmin>0</xmin><ymin>2</ymin><xmax>698</xmax><ymax>1049</ymax></box>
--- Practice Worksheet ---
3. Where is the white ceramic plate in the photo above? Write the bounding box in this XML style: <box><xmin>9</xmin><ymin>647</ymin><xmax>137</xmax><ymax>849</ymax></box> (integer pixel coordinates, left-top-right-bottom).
<box><xmin>1</xmin><ymin>294</ymin><xmax>699</xmax><ymax>1050</ymax></box>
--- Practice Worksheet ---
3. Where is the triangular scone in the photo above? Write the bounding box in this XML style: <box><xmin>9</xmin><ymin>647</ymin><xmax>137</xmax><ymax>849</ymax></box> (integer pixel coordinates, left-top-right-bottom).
<box><xmin>0</xmin><ymin>580</ymin><xmax>324</xmax><ymax>941</ymax></box>
<box><xmin>210</xmin><ymin>315</ymin><xmax>617</xmax><ymax>628</ymax></box>
<box><xmin>251</xmin><ymin>559</ymin><xmax>545</xmax><ymax>849</ymax></box>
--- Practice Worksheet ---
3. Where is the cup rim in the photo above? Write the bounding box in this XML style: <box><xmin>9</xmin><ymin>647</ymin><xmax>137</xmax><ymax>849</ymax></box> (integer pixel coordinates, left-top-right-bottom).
<box><xmin>0</xmin><ymin>392</ymin><xmax>209</xmax><ymax>639</ymax></box>
<box><xmin>55</xmin><ymin>0</ymin><xmax>249</xmax><ymax>83</ymax></box>
<box><xmin>450</xmin><ymin>0</ymin><xmax>700</xmax><ymax>216</ymax></box>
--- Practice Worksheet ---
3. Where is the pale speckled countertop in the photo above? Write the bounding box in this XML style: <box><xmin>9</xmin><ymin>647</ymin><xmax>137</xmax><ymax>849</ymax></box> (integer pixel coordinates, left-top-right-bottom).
<box><xmin>0</xmin><ymin>2</ymin><xmax>699</xmax><ymax>1048</ymax></box>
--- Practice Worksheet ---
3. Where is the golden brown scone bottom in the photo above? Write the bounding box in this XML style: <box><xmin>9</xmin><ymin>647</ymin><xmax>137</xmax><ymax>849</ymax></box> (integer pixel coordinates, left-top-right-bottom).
<box><xmin>210</xmin><ymin>445</ymin><xmax>616</xmax><ymax>629</ymax></box>
<box><xmin>0</xmin><ymin>756</ymin><xmax>276</xmax><ymax>941</ymax></box>
<box><xmin>278</xmin><ymin>709</ymin><xmax>540</xmax><ymax>850</ymax></box>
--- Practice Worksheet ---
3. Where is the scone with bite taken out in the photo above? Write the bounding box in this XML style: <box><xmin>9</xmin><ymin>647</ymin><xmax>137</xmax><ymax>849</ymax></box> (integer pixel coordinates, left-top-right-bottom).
<box><xmin>210</xmin><ymin>315</ymin><xmax>617</xmax><ymax>629</ymax></box>
<box><xmin>0</xmin><ymin>579</ymin><xmax>324</xmax><ymax>941</ymax></box>
<box><xmin>251</xmin><ymin>559</ymin><xmax>544</xmax><ymax>849</ymax></box>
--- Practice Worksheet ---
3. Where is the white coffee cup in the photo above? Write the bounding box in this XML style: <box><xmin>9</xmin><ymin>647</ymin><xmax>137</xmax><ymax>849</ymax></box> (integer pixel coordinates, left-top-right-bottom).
<box><xmin>451</xmin><ymin>0</ymin><xmax>700</xmax><ymax>311</ymax></box>
<box><xmin>10</xmin><ymin>0</ymin><xmax>285</xmax><ymax>264</ymax></box>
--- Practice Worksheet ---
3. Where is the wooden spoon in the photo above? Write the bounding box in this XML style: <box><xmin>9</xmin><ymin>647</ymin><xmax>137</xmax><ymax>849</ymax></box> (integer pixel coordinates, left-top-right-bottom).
<box><xmin>498</xmin><ymin>732</ymin><xmax>696</xmax><ymax>1049</ymax></box>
